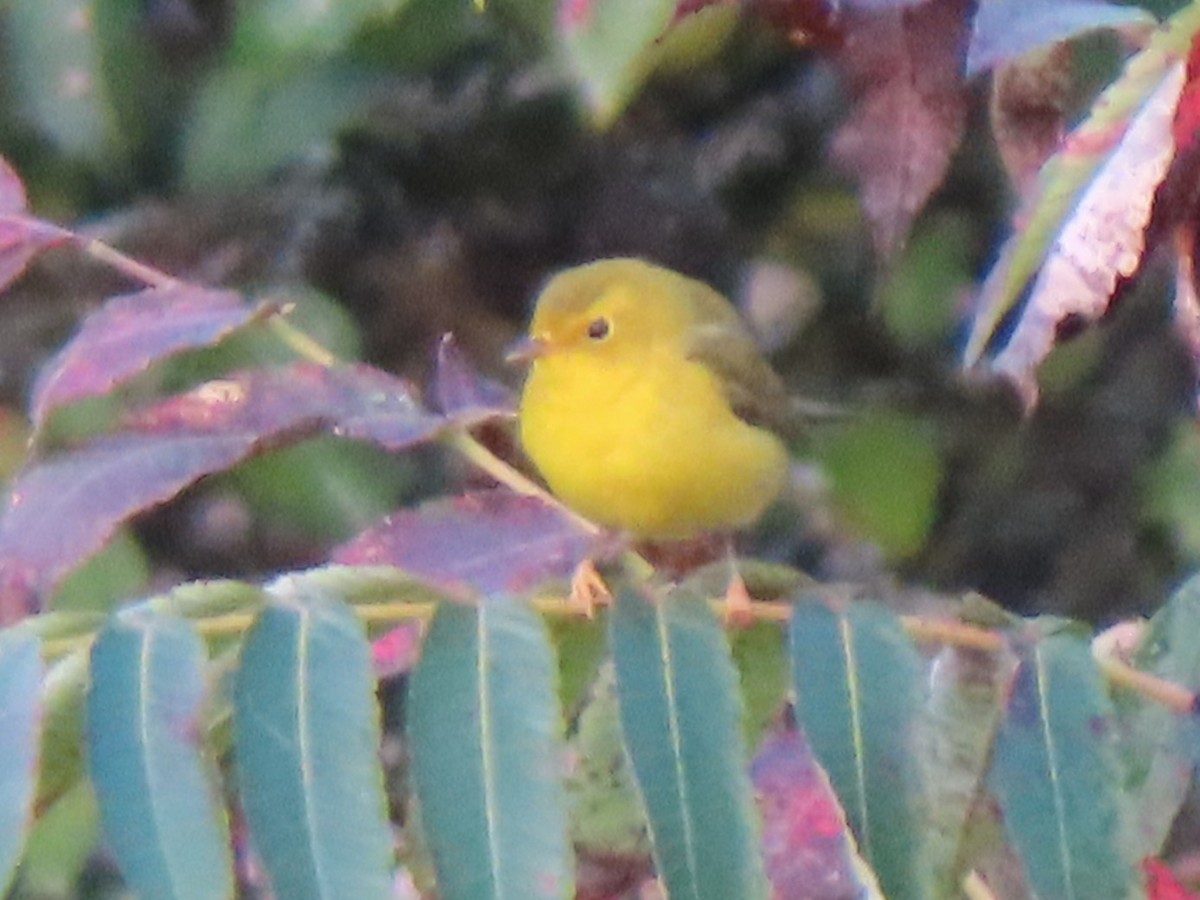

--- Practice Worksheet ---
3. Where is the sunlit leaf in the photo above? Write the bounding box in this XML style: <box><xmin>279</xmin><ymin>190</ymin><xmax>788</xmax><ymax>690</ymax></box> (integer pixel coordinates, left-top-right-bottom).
<box><xmin>609</xmin><ymin>584</ymin><xmax>768</xmax><ymax>899</ymax></box>
<box><xmin>88</xmin><ymin>612</ymin><xmax>233</xmax><ymax>900</ymax></box>
<box><xmin>789</xmin><ymin>595</ymin><xmax>929</xmax><ymax>900</ymax></box>
<box><xmin>409</xmin><ymin>598</ymin><xmax>573</xmax><ymax>900</ymax></box>
<box><xmin>333</xmin><ymin>489</ymin><xmax>597</xmax><ymax>596</ymax></box>
<box><xmin>963</xmin><ymin>3</ymin><xmax>1200</xmax><ymax>369</ymax></box>
<box><xmin>31</xmin><ymin>286</ymin><xmax>276</xmax><ymax>431</ymax></box>
<box><xmin>0</xmin><ymin>629</ymin><xmax>43</xmax><ymax>896</ymax></box>
<box><xmin>989</xmin><ymin>628</ymin><xmax>1135</xmax><ymax>900</ymax></box>
<box><xmin>986</xmin><ymin>60</ymin><xmax>1185</xmax><ymax>407</ymax></box>
<box><xmin>752</xmin><ymin>721</ymin><xmax>884</xmax><ymax>900</ymax></box>
<box><xmin>234</xmin><ymin>588</ymin><xmax>393</xmax><ymax>900</ymax></box>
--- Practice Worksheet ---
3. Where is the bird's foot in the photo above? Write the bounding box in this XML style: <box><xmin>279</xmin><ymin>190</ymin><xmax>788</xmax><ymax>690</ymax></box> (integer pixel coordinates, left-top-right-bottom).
<box><xmin>569</xmin><ymin>558</ymin><xmax>612</xmax><ymax>618</ymax></box>
<box><xmin>722</xmin><ymin>569</ymin><xmax>754</xmax><ymax>628</ymax></box>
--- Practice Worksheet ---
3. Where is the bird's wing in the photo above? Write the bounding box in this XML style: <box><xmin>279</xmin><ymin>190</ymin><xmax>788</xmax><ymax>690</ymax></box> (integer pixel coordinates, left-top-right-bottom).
<box><xmin>681</xmin><ymin>285</ymin><xmax>797</xmax><ymax>439</ymax></box>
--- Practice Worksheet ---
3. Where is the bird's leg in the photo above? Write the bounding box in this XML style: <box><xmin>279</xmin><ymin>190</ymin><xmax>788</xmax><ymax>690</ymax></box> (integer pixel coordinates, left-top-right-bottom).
<box><xmin>569</xmin><ymin>558</ymin><xmax>612</xmax><ymax>618</ymax></box>
<box><xmin>721</xmin><ymin>538</ymin><xmax>754</xmax><ymax>627</ymax></box>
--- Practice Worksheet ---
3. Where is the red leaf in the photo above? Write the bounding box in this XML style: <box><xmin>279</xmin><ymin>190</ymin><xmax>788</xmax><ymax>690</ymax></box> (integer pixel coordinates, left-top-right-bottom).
<box><xmin>332</xmin><ymin>489</ymin><xmax>597</xmax><ymax>597</ymax></box>
<box><xmin>830</xmin><ymin>0</ymin><xmax>971</xmax><ymax>258</ymax></box>
<box><xmin>433</xmin><ymin>333</ymin><xmax>514</xmax><ymax>422</ymax></box>
<box><xmin>0</xmin><ymin>157</ymin><xmax>27</xmax><ymax>214</ymax></box>
<box><xmin>1174</xmin><ymin>32</ymin><xmax>1200</xmax><ymax>156</ymax></box>
<box><xmin>752</xmin><ymin>721</ymin><xmax>877</xmax><ymax>899</ymax></box>
<box><xmin>1144</xmin><ymin>858</ymin><xmax>1200</xmax><ymax>900</ymax></box>
<box><xmin>30</xmin><ymin>286</ymin><xmax>278</xmax><ymax>430</ymax></box>
<box><xmin>0</xmin><ymin>364</ymin><xmax>444</xmax><ymax>613</ymax></box>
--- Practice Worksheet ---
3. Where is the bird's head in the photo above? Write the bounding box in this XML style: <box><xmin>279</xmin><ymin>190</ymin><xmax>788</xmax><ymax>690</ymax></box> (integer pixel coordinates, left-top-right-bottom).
<box><xmin>507</xmin><ymin>258</ymin><xmax>692</xmax><ymax>366</ymax></box>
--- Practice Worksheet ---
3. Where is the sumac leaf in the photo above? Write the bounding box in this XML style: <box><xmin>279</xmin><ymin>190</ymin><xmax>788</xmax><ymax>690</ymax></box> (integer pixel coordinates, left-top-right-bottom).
<box><xmin>0</xmin><ymin>364</ymin><xmax>443</xmax><ymax>611</ymax></box>
<box><xmin>333</xmin><ymin>490</ymin><xmax>597</xmax><ymax>597</ymax></box>
<box><xmin>990</xmin><ymin>629</ymin><xmax>1134</xmax><ymax>900</ymax></box>
<box><xmin>609</xmin><ymin>584</ymin><xmax>769</xmax><ymax>900</ymax></box>
<box><xmin>31</xmin><ymin>287</ymin><xmax>277</xmax><ymax>430</ymax></box>
<box><xmin>831</xmin><ymin>0</ymin><xmax>971</xmax><ymax>258</ymax></box>
<box><xmin>409</xmin><ymin>598</ymin><xmax>572</xmax><ymax>900</ymax></box>
<box><xmin>752</xmin><ymin>721</ymin><xmax>884</xmax><ymax>900</ymax></box>
<box><xmin>0</xmin><ymin>629</ymin><xmax>42</xmax><ymax>896</ymax></box>
<box><xmin>789</xmin><ymin>595</ymin><xmax>928</xmax><ymax>900</ymax></box>
<box><xmin>234</xmin><ymin>588</ymin><xmax>393</xmax><ymax>900</ymax></box>
<box><xmin>0</xmin><ymin>157</ymin><xmax>27</xmax><ymax>214</ymax></box>
<box><xmin>433</xmin><ymin>333</ymin><xmax>514</xmax><ymax>422</ymax></box>
<box><xmin>88</xmin><ymin>612</ymin><xmax>232</xmax><ymax>900</ymax></box>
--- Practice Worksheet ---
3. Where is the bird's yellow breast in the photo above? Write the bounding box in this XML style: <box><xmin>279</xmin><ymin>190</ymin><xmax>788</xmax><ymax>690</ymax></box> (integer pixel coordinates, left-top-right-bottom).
<box><xmin>518</xmin><ymin>345</ymin><xmax>788</xmax><ymax>539</ymax></box>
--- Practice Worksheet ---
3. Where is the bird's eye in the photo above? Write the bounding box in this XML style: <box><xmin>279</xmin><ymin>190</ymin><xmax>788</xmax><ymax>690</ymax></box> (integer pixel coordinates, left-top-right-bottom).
<box><xmin>586</xmin><ymin>317</ymin><xmax>611</xmax><ymax>341</ymax></box>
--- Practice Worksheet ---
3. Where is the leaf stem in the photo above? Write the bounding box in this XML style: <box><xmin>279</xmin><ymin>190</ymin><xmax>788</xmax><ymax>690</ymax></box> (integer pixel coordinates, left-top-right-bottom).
<box><xmin>443</xmin><ymin>428</ymin><xmax>602</xmax><ymax>535</ymax></box>
<box><xmin>77</xmin><ymin>237</ymin><xmax>179</xmax><ymax>289</ymax></box>
<box><xmin>1094</xmin><ymin>653</ymin><xmax>1196</xmax><ymax>715</ymax></box>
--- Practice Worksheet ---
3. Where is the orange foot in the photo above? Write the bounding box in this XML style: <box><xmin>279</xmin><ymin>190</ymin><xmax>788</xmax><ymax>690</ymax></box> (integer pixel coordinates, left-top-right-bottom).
<box><xmin>569</xmin><ymin>558</ymin><xmax>612</xmax><ymax>618</ymax></box>
<box><xmin>722</xmin><ymin>569</ymin><xmax>754</xmax><ymax>628</ymax></box>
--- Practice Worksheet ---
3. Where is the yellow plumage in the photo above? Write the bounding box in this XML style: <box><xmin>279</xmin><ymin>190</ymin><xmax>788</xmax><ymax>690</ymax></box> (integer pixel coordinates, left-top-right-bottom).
<box><xmin>513</xmin><ymin>258</ymin><xmax>790</xmax><ymax>540</ymax></box>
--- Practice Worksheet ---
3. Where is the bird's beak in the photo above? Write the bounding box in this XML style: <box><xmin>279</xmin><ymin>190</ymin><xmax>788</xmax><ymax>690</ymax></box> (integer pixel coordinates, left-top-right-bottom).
<box><xmin>505</xmin><ymin>335</ymin><xmax>548</xmax><ymax>365</ymax></box>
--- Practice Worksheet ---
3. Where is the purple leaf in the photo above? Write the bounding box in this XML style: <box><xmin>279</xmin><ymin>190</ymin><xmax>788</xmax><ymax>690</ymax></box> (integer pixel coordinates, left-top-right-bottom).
<box><xmin>0</xmin><ymin>157</ymin><xmax>27</xmax><ymax>214</ymax></box>
<box><xmin>31</xmin><ymin>286</ymin><xmax>278</xmax><ymax>430</ymax></box>
<box><xmin>433</xmin><ymin>333</ymin><xmax>515</xmax><ymax>422</ymax></box>
<box><xmin>0</xmin><ymin>364</ymin><xmax>445</xmax><ymax>612</ymax></box>
<box><xmin>0</xmin><ymin>216</ymin><xmax>68</xmax><ymax>296</ymax></box>
<box><xmin>752</xmin><ymin>722</ymin><xmax>878</xmax><ymax>899</ymax></box>
<box><xmin>332</xmin><ymin>489</ymin><xmax>596</xmax><ymax>596</ymax></box>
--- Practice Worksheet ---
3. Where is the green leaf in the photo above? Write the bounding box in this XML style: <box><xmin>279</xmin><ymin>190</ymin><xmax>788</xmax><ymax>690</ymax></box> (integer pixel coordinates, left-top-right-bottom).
<box><xmin>0</xmin><ymin>629</ymin><xmax>42</xmax><ymax>895</ymax></box>
<box><xmin>408</xmin><ymin>599</ymin><xmax>573</xmax><ymax>900</ymax></box>
<box><xmin>232</xmin><ymin>0</ymin><xmax>409</xmax><ymax>59</ymax></box>
<box><xmin>233</xmin><ymin>589</ymin><xmax>393</xmax><ymax>900</ymax></box>
<box><xmin>989</xmin><ymin>630</ymin><xmax>1134</xmax><ymax>900</ymax></box>
<box><xmin>36</xmin><ymin>650</ymin><xmax>90</xmax><ymax>815</ymax></box>
<box><xmin>17</xmin><ymin>782</ymin><xmax>99</xmax><ymax>898</ymax></box>
<box><xmin>923</xmin><ymin>645</ymin><xmax>1013</xmax><ymax>898</ymax></box>
<box><xmin>1115</xmin><ymin>573</ymin><xmax>1200</xmax><ymax>858</ymax></box>
<box><xmin>556</xmin><ymin>0</ymin><xmax>676</xmax><ymax>126</ymax></box>
<box><xmin>816</xmin><ymin>412</ymin><xmax>942</xmax><ymax>559</ymax></box>
<box><xmin>566</xmin><ymin>663</ymin><xmax>650</xmax><ymax>861</ymax></box>
<box><xmin>87</xmin><ymin>611</ymin><xmax>233</xmax><ymax>900</ymax></box>
<box><xmin>182</xmin><ymin>63</ymin><xmax>388</xmax><ymax>189</ymax></box>
<box><xmin>5</xmin><ymin>0</ymin><xmax>116</xmax><ymax>164</ymax></box>
<box><xmin>549</xmin><ymin>613</ymin><xmax>607</xmax><ymax>716</ymax></box>
<box><xmin>609</xmin><ymin>584</ymin><xmax>769</xmax><ymax>900</ymax></box>
<box><xmin>789</xmin><ymin>596</ymin><xmax>929</xmax><ymax>900</ymax></box>
<box><xmin>730</xmin><ymin>621</ymin><xmax>789</xmax><ymax>749</ymax></box>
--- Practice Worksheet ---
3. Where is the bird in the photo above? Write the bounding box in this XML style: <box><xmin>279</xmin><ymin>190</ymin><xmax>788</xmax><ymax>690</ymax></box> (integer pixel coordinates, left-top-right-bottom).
<box><xmin>508</xmin><ymin>258</ymin><xmax>793</xmax><ymax>548</ymax></box>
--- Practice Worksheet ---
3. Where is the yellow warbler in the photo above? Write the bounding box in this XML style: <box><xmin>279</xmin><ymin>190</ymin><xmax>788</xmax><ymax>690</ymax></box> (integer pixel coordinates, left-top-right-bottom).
<box><xmin>510</xmin><ymin>258</ymin><xmax>791</xmax><ymax>540</ymax></box>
